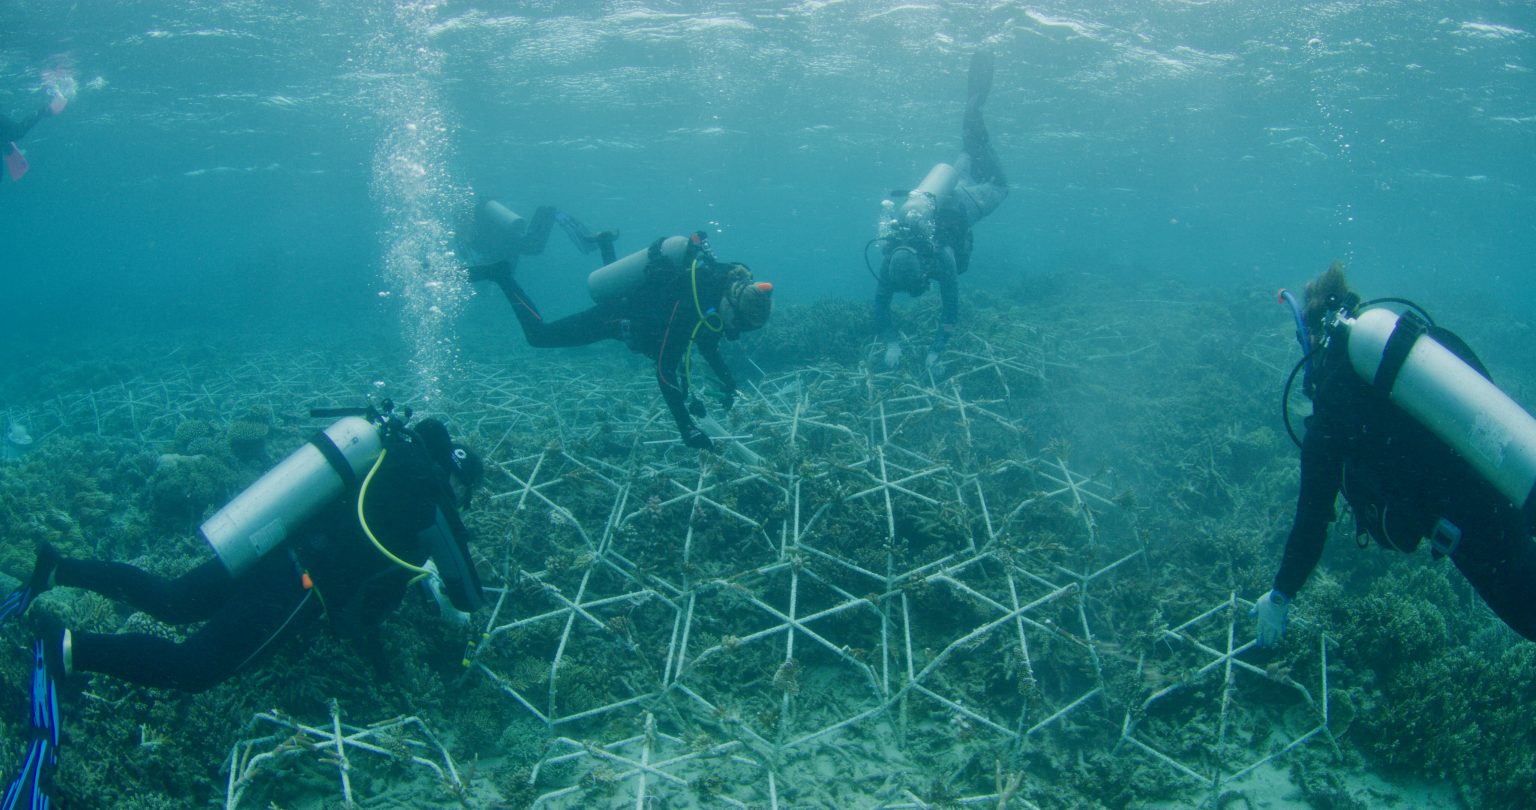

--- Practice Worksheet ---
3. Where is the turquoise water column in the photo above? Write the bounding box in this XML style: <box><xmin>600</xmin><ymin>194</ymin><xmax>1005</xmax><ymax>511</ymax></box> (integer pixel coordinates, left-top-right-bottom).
<box><xmin>366</xmin><ymin>0</ymin><xmax>467</xmax><ymax>406</ymax></box>
<box><xmin>1303</xmin><ymin>33</ymin><xmax>1361</xmax><ymax>266</ymax></box>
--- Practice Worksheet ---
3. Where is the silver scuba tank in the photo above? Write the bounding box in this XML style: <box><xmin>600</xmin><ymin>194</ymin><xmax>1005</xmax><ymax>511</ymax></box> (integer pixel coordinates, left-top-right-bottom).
<box><xmin>471</xmin><ymin>199</ymin><xmax>528</xmax><ymax>262</ymax></box>
<box><xmin>1344</xmin><ymin>307</ymin><xmax>1536</xmax><ymax>518</ymax></box>
<box><xmin>587</xmin><ymin>235</ymin><xmax>690</xmax><ymax>303</ymax></box>
<box><xmin>198</xmin><ymin>416</ymin><xmax>384</xmax><ymax>577</ymax></box>
<box><xmin>897</xmin><ymin>162</ymin><xmax>959</xmax><ymax>230</ymax></box>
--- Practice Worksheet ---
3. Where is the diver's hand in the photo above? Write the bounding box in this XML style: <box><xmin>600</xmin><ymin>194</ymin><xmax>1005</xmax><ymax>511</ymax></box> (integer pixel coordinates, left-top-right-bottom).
<box><xmin>1252</xmin><ymin>590</ymin><xmax>1289</xmax><ymax>648</ymax></box>
<box><xmin>883</xmin><ymin>342</ymin><xmax>903</xmax><ymax>369</ymax></box>
<box><xmin>681</xmin><ymin>424</ymin><xmax>715</xmax><ymax>452</ymax></box>
<box><xmin>717</xmin><ymin>388</ymin><xmax>737</xmax><ymax>413</ymax></box>
<box><xmin>925</xmin><ymin>351</ymin><xmax>945</xmax><ymax>377</ymax></box>
<box><xmin>687</xmin><ymin>397</ymin><xmax>706</xmax><ymax>419</ymax></box>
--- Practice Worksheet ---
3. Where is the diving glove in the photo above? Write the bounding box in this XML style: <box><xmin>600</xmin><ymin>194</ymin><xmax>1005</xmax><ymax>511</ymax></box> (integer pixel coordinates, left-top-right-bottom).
<box><xmin>681</xmin><ymin>425</ymin><xmax>715</xmax><ymax>452</ymax></box>
<box><xmin>1252</xmin><ymin>590</ymin><xmax>1289</xmax><ymax>648</ymax></box>
<box><xmin>883</xmin><ymin>342</ymin><xmax>903</xmax><ymax>369</ymax></box>
<box><xmin>925</xmin><ymin>351</ymin><xmax>945</xmax><ymax>377</ymax></box>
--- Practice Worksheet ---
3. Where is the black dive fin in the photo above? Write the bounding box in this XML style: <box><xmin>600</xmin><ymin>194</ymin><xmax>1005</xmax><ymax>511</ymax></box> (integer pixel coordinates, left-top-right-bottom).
<box><xmin>553</xmin><ymin>210</ymin><xmax>597</xmax><ymax>255</ymax></box>
<box><xmin>967</xmin><ymin>50</ymin><xmax>995</xmax><ymax>108</ymax></box>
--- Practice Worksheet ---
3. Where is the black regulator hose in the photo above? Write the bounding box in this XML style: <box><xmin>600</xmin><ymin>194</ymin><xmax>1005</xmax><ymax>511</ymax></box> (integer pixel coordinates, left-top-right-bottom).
<box><xmin>1281</xmin><ymin>346</ymin><xmax>1324</xmax><ymax>449</ymax></box>
<box><xmin>863</xmin><ymin>238</ymin><xmax>888</xmax><ymax>284</ymax></box>
<box><xmin>1280</xmin><ymin>297</ymin><xmax>1431</xmax><ymax>449</ymax></box>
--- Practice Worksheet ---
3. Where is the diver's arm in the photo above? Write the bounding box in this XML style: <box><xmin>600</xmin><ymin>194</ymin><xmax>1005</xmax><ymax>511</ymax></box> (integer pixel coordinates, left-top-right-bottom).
<box><xmin>931</xmin><ymin>250</ymin><xmax>959</xmax><ymax>353</ymax></box>
<box><xmin>655</xmin><ymin>304</ymin><xmax>697</xmax><ymax>435</ymax></box>
<box><xmin>698</xmin><ymin>334</ymin><xmax>736</xmax><ymax>393</ymax></box>
<box><xmin>1273</xmin><ymin>413</ymin><xmax>1344</xmax><ymax>598</ymax></box>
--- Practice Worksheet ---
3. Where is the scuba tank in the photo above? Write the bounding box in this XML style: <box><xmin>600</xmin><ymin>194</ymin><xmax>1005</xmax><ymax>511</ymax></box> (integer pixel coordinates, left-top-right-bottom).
<box><xmin>897</xmin><ymin>162</ymin><xmax>959</xmax><ymax>229</ymax></box>
<box><xmin>470</xmin><ymin>199</ymin><xmax>528</xmax><ymax>263</ymax></box>
<box><xmin>587</xmin><ymin>234</ymin><xmax>691</xmax><ymax>303</ymax></box>
<box><xmin>199</xmin><ymin>416</ymin><xmax>383</xmax><ymax>577</ymax></box>
<box><xmin>868</xmin><ymin>163</ymin><xmax>960</xmax><ymax>284</ymax></box>
<box><xmin>1341</xmin><ymin>306</ymin><xmax>1536</xmax><ymax>523</ymax></box>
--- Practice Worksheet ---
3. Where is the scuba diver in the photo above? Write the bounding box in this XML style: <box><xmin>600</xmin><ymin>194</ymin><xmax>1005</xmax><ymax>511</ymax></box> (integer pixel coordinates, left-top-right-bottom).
<box><xmin>457</xmin><ymin>198</ymin><xmax>617</xmax><ymax>270</ymax></box>
<box><xmin>3</xmin><ymin>91</ymin><xmax>67</xmax><ymax>183</ymax></box>
<box><xmin>871</xmin><ymin>50</ymin><xmax>1008</xmax><ymax>372</ymax></box>
<box><xmin>1255</xmin><ymin>263</ymin><xmax>1536</xmax><ymax>647</ymax></box>
<box><xmin>0</xmin><ymin>402</ymin><xmax>485</xmax><ymax>694</ymax></box>
<box><xmin>467</xmin><ymin>213</ymin><xmax>774</xmax><ymax>452</ymax></box>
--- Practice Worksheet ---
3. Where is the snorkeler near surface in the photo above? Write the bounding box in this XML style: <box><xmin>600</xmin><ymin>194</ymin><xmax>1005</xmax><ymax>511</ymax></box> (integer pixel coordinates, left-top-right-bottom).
<box><xmin>465</xmin><ymin>203</ymin><xmax>773</xmax><ymax>452</ymax></box>
<box><xmin>0</xmin><ymin>403</ymin><xmax>485</xmax><ymax>694</ymax></box>
<box><xmin>1255</xmin><ymin>262</ymin><xmax>1536</xmax><ymax>647</ymax></box>
<box><xmin>2</xmin><ymin>90</ymin><xmax>67</xmax><ymax>183</ymax></box>
<box><xmin>869</xmin><ymin>50</ymin><xmax>1009</xmax><ymax>375</ymax></box>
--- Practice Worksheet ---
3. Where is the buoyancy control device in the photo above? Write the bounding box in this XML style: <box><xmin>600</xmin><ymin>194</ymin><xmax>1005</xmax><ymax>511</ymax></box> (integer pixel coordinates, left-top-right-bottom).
<box><xmin>1339</xmin><ymin>306</ymin><xmax>1536</xmax><ymax>524</ymax></box>
<box><xmin>199</xmin><ymin>415</ymin><xmax>383</xmax><ymax>577</ymax></box>
<box><xmin>587</xmin><ymin>232</ymin><xmax>710</xmax><ymax>302</ymax></box>
<box><xmin>879</xmin><ymin>162</ymin><xmax>959</xmax><ymax>244</ymax></box>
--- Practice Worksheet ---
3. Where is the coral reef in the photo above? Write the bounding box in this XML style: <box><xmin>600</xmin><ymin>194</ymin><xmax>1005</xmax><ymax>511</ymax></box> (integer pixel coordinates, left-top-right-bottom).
<box><xmin>0</xmin><ymin>275</ymin><xmax>1531</xmax><ymax>808</ymax></box>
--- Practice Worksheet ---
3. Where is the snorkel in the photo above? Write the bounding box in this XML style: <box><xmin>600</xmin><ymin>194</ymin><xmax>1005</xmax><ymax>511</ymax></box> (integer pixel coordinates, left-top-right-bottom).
<box><xmin>1278</xmin><ymin>288</ymin><xmax>1323</xmax><ymax>448</ymax></box>
<box><xmin>1278</xmin><ymin>289</ymin><xmax>1310</xmax><ymax>354</ymax></box>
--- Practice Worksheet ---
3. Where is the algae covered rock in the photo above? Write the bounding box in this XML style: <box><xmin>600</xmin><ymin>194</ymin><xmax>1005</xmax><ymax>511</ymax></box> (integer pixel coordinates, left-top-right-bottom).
<box><xmin>146</xmin><ymin>452</ymin><xmax>234</xmax><ymax>527</ymax></box>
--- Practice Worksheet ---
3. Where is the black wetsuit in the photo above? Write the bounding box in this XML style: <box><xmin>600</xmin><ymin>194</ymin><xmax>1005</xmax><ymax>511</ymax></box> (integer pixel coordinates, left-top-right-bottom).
<box><xmin>0</xmin><ymin>107</ymin><xmax>46</xmax><ymax>144</ymax></box>
<box><xmin>875</xmin><ymin>52</ymin><xmax>1008</xmax><ymax>355</ymax></box>
<box><xmin>1274</xmin><ymin>331</ymin><xmax>1536</xmax><ymax>641</ymax></box>
<box><xmin>489</xmin><ymin>248</ymin><xmax>737</xmax><ymax>442</ymax></box>
<box><xmin>59</xmin><ymin>431</ymin><xmax>473</xmax><ymax>691</ymax></box>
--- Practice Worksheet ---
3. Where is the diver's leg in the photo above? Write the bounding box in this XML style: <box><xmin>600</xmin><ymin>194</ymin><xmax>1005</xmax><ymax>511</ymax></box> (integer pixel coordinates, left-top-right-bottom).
<box><xmin>967</xmin><ymin>50</ymin><xmax>994</xmax><ymax>111</ymax></box>
<box><xmin>68</xmin><ymin>561</ymin><xmax>319</xmax><ymax>692</ymax></box>
<box><xmin>55</xmin><ymin>556</ymin><xmax>234</xmax><ymax>624</ymax></box>
<box><xmin>0</xmin><ymin>108</ymin><xmax>44</xmax><ymax>143</ymax></box>
<box><xmin>962</xmin><ymin>50</ymin><xmax>1006</xmax><ymax>188</ymax></box>
<box><xmin>497</xmin><ymin>275</ymin><xmax>620</xmax><ymax>348</ymax></box>
<box><xmin>507</xmin><ymin>206</ymin><xmax>559</xmax><ymax>255</ymax></box>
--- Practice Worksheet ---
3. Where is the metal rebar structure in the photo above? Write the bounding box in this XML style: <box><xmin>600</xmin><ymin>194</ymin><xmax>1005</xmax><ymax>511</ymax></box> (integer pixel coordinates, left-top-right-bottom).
<box><xmin>223</xmin><ymin>700</ymin><xmax>463</xmax><ymax>810</ymax></box>
<box><xmin>448</xmin><ymin>335</ymin><xmax>1338</xmax><ymax>808</ymax></box>
<box><xmin>14</xmin><ymin>333</ymin><xmax>1341</xmax><ymax>808</ymax></box>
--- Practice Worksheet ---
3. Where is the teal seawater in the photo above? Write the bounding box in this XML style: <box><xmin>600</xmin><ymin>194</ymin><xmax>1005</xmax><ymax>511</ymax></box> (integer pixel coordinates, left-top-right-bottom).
<box><xmin>2</xmin><ymin>1</ymin><xmax>1532</xmax><ymax>355</ymax></box>
<box><xmin>2</xmin><ymin>2</ymin><xmax>1535</xmax><ymax>807</ymax></box>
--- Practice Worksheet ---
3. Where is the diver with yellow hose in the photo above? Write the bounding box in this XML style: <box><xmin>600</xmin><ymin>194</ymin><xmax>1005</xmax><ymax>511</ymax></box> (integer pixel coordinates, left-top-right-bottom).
<box><xmin>468</xmin><ymin>229</ymin><xmax>774</xmax><ymax>451</ymax></box>
<box><xmin>1</xmin><ymin>401</ymin><xmax>484</xmax><ymax>693</ymax></box>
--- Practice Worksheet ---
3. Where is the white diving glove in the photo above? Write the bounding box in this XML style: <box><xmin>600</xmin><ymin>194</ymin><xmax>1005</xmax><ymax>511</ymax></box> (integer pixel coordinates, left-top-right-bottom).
<box><xmin>1252</xmin><ymin>589</ymin><xmax>1289</xmax><ymax>648</ymax></box>
<box><xmin>421</xmin><ymin>560</ymin><xmax>471</xmax><ymax>627</ymax></box>
<box><xmin>925</xmin><ymin>351</ymin><xmax>945</xmax><ymax>377</ymax></box>
<box><xmin>883</xmin><ymin>342</ymin><xmax>903</xmax><ymax>369</ymax></box>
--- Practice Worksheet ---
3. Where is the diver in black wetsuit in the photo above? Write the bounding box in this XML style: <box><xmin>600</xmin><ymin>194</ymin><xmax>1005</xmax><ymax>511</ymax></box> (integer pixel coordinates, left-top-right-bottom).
<box><xmin>0</xmin><ymin>108</ymin><xmax>46</xmax><ymax>143</ymax></box>
<box><xmin>469</xmin><ymin>228</ymin><xmax>774</xmax><ymax>452</ymax></box>
<box><xmin>5</xmin><ymin>416</ymin><xmax>485</xmax><ymax>692</ymax></box>
<box><xmin>3</xmin><ymin>93</ymin><xmax>65</xmax><ymax>182</ymax></box>
<box><xmin>1255</xmin><ymin>263</ymin><xmax>1536</xmax><ymax>646</ymax></box>
<box><xmin>873</xmin><ymin>50</ymin><xmax>1009</xmax><ymax>372</ymax></box>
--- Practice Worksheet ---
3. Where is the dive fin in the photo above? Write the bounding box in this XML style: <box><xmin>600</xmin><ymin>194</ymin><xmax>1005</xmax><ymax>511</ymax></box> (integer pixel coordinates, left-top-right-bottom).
<box><xmin>0</xmin><ymin>587</ymin><xmax>34</xmax><ymax>627</ymax></box>
<box><xmin>1</xmin><ymin>640</ymin><xmax>58</xmax><ymax>810</ymax></box>
<box><xmin>553</xmin><ymin>210</ymin><xmax>598</xmax><ymax>255</ymax></box>
<box><xmin>967</xmin><ymin>50</ymin><xmax>995</xmax><ymax>109</ymax></box>
<box><xmin>4</xmin><ymin>144</ymin><xmax>29</xmax><ymax>183</ymax></box>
